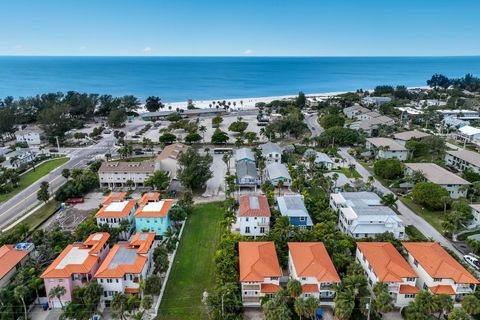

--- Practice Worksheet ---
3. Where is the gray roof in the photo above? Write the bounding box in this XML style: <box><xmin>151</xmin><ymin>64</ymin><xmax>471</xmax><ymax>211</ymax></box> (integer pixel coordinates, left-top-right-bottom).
<box><xmin>366</xmin><ymin>138</ymin><xmax>407</xmax><ymax>151</ymax></box>
<box><xmin>447</xmin><ymin>149</ymin><xmax>480</xmax><ymax>168</ymax></box>
<box><xmin>108</xmin><ymin>247</ymin><xmax>137</xmax><ymax>268</ymax></box>
<box><xmin>266</xmin><ymin>162</ymin><xmax>291</xmax><ymax>180</ymax></box>
<box><xmin>393</xmin><ymin>130</ymin><xmax>430</xmax><ymax>141</ymax></box>
<box><xmin>260</xmin><ymin>142</ymin><xmax>282</xmax><ymax>155</ymax></box>
<box><xmin>236</xmin><ymin>162</ymin><xmax>258</xmax><ymax>179</ymax></box>
<box><xmin>315</xmin><ymin>152</ymin><xmax>334</xmax><ymax>164</ymax></box>
<box><xmin>235</xmin><ymin>148</ymin><xmax>255</xmax><ymax>162</ymax></box>
<box><xmin>323</xmin><ymin>172</ymin><xmax>351</xmax><ymax>188</ymax></box>
<box><xmin>339</xmin><ymin>192</ymin><xmax>382</xmax><ymax>207</ymax></box>
<box><xmin>99</xmin><ymin>161</ymin><xmax>155</xmax><ymax>173</ymax></box>
<box><xmin>276</xmin><ymin>194</ymin><xmax>313</xmax><ymax>225</ymax></box>
<box><xmin>405</xmin><ymin>163</ymin><xmax>470</xmax><ymax>185</ymax></box>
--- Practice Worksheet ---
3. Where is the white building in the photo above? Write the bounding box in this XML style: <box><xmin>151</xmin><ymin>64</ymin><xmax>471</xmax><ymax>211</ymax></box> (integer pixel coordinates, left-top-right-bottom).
<box><xmin>95</xmin><ymin>232</ymin><xmax>156</xmax><ymax>308</ymax></box>
<box><xmin>98</xmin><ymin>161</ymin><xmax>156</xmax><ymax>188</ymax></box>
<box><xmin>366</xmin><ymin>137</ymin><xmax>408</xmax><ymax>161</ymax></box>
<box><xmin>239</xmin><ymin>242</ymin><xmax>282</xmax><ymax>307</ymax></box>
<box><xmin>14</xmin><ymin>126</ymin><xmax>43</xmax><ymax>146</ymax></box>
<box><xmin>357</xmin><ymin>111</ymin><xmax>381</xmax><ymax>121</ymax></box>
<box><xmin>313</xmin><ymin>152</ymin><xmax>334</xmax><ymax>169</ymax></box>
<box><xmin>362</xmin><ymin>96</ymin><xmax>392</xmax><ymax>106</ymax></box>
<box><xmin>288</xmin><ymin>242</ymin><xmax>340</xmax><ymax>306</ymax></box>
<box><xmin>403</xmin><ymin>242</ymin><xmax>479</xmax><ymax>304</ymax></box>
<box><xmin>438</xmin><ymin>109</ymin><xmax>480</xmax><ymax>121</ymax></box>
<box><xmin>323</xmin><ymin>172</ymin><xmax>352</xmax><ymax>193</ymax></box>
<box><xmin>343</xmin><ymin>104</ymin><xmax>370</xmax><ymax>119</ymax></box>
<box><xmin>404</xmin><ymin>163</ymin><xmax>470</xmax><ymax>199</ymax></box>
<box><xmin>330</xmin><ymin>192</ymin><xmax>405</xmax><ymax>239</ymax></box>
<box><xmin>356</xmin><ymin>242</ymin><xmax>419</xmax><ymax>307</ymax></box>
<box><xmin>469</xmin><ymin>204</ymin><xmax>480</xmax><ymax>228</ymax></box>
<box><xmin>237</xmin><ymin>195</ymin><xmax>270</xmax><ymax>237</ymax></box>
<box><xmin>259</xmin><ymin>142</ymin><xmax>282</xmax><ymax>163</ymax></box>
<box><xmin>445</xmin><ymin>149</ymin><xmax>480</xmax><ymax>174</ymax></box>
<box><xmin>95</xmin><ymin>200</ymin><xmax>136</xmax><ymax>239</ymax></box>
<box><xmin>349</xmin><ymin>116</ymin><xmax>395</xmax><ymax>137</ymax></box>
<box><xmin>393</xmin><ymin>130</ymin><xmax>430</xmax><ymax>146</ymax></box>
<box><xmin>235</xmin><ymin>148</ymin><xmax>256</xmax><ymax>164</ymax></box>
<box><xmin>0</xmin><ymin>147</ymin><xmax>36</xmax><ymax>169</ymax></box>
<box><xmin>456</xmin><ymin>126</ymin><xmax>480</xmax><ymax>143</ymax></box>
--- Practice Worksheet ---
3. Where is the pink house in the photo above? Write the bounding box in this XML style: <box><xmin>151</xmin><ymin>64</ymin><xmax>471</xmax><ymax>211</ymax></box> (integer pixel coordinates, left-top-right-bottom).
<box><xmin>41</xmin><ymin>232</ymin><xmax>110</xmax><ymax>308</ymax></box>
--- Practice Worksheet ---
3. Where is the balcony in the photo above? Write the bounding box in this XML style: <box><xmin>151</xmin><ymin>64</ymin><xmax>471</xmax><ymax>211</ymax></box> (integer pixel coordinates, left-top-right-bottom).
<box><xmin>320</xmin><ymin>283</ymin><xmax>333</xmax><ymax>290</ymax></box>
<box><xmin>388</xmin><ymin>284</ymin><xmax>400</xmax><ymax>292</ymax></box>
<box><xmin>257</xmin><ymin>221</ymin><xmax>270</xmax><ymax>227</ymax></box>
<box><xmin>242</xmin><ymin>296</ymin><xmax>261</xmax><ymax>304</ymax></box>
<box><xmin>243</xmin><ymin>284</ymin><xmax>260</xmax><ymax>290</ymax></box>
<box><xmin>456</xmin><ymin>285</ymin><xmax>474</xmax><ymax>293</ymax></box>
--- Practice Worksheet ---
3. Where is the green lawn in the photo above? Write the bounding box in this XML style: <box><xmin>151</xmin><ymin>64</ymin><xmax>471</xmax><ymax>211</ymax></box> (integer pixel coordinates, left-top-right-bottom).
<box><xmin>331</xmin><ymin>167</ymin><xmax>362</xmax><ymax>179</ymax></box>
<box><xmin>400</xmin><ymin>196</ymin><xmax>446</xmax><ymax>233</ymax></box>
<box><xmin>158</xmin><ymin>202</ymin><xmax>224</xmax><ymax>320</ymax></box>
<box><xmin>0</xmin><ymin>157</ymin><xmax>69</xmax><ymax>203</ymax></box>
<box><xmin>24</xmin><ymin>200</ymin><xmax>61</xmax><ymax>231</ymax></box>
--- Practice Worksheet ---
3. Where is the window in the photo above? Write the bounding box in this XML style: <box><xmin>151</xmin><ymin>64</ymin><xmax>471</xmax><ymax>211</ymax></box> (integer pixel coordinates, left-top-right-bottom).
<box><xmin>299</xmin><ymin>217</ymin><xmax>305</xmax><ymax>221</ymax></box>
<box><xmin>433</xmin><ymin>278</ymin><xmax>442</xmax><ymax>282</ymax></box>
<box><xmin>301</xmin><ymin>277</ymin><xmax>307</xmax><ymax>281</ymax></box>
<box><xmin>406</xmin><ymin>277</ymin><xmax>416</xmax><ymax>282</ymax></box>
<box><xmin>246</xmin><ymin>217</ymin><xmax>249</xmax><ymax>222</ymax></box>
<box><xmin>405</xmin><ymin>294</ymin><xmax>415</xmax><ymax>298</ymax></box>
<box><xmin>107</xmin><ymin>279</ymin><xmax>113</xmax><ymax>283</ymax></box>
<box><xmin>245</xmin><ymin>227</ymin><xmax>250</xmax><ymax>234</ymax></box>
<box><xmin>260</xmin><ymin>227</ymin><xmax>265</xmax><ymax>234</ymax></box>
<box><xmin>270</xmin><ymin>277</ymin><xmax>278</xmax><ymax>280</ymax></box>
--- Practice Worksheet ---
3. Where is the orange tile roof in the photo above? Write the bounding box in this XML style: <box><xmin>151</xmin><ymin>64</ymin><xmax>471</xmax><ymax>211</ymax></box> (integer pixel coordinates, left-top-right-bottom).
<box><xmin>125</xmin><ymin>287</ymin><xmax>140</xmax><ymax>294</ymax></box>
<box><xmin>239</xmin><ymin>242</ymin><xmax>282</xmax><ymax>282</ymax></box>
<box><xmin>41</xmin><ymin>233</ymin><xmax>110</xmax><ymax>279</ymax></box>
<box><xmin>260</xmin><ymin>283</ymin><xmax>281</xmax><ymax>293</ymax></box>
<box><xmin>138</xmin><ymin>192</ymin><xmax>161</xmax><ymax>206</ymax></box>
<box><xmin>239</xmin><ymin>195</ymin><xmax>271</xmax><ymax>217</ymax></box>
<box><xmin>101</xmin><ymin>192</ymin><xmax>126</xmax><ymax>205</ymax></box>
<box><xmin>134</xmin><ymin>199</ymin><xmax>174</xmax><ymax>218</ymax></box>
<box><xmin>0</xmin><ymin>245</ymin><xmax>29</xmax><ymax>279</ymax></box>
<box><xmin>402</xmin><ymin>242</ymin><xmax>479</xmax><ymax>284</ymax></box>
<box><xmin>399</xmin><ymin>284</ymin><xmax>420</xmax><ymax>294</ymax></box>
<box><xmin>96</xmin><ymin>200</ymin><xmax>136</xmax><ymax>218</ymax></box>
<box><xmin>430</xmin><ymin>285</ymin><xmax>455</xmax><ymax>295</ymax></box>
<box><xmin>357</xmin><ymin>242</ymin><xmax>417</xmax><ymax>282</ymax></box>
<box><xmin>302</xmin><ymin>284</ymin><xmax>319</xmax><ymax>293</ymax></box>
<box><xmin>288</xmin><ymin>242</ymin><xmax>340</xmax><ymax>283</ymax></box>
<box><xmin>94</xmin><ymin>232</ymin><xmax>155</xmax><ymax>278</ymax></box>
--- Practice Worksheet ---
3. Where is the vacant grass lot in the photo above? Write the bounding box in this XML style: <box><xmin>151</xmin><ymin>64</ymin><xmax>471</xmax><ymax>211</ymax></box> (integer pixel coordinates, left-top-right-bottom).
<box><xmin>0</xmin><ymin>157</ymin><xmax>69</xmax><ymax>203</ymax></box>
<box><xmin>331</xmin><ymin>167</ymin><xmax>362</xmax><ymax>179</ymax></box>
<box><xmin>157</xmin><ymin>202</ymin><xmax>224</xmax><ymax>320</ymax></box>
<box><xmin>401</xmin><ymin>196</ymin><xmax>446</xmax><ymax>233</ymax></box>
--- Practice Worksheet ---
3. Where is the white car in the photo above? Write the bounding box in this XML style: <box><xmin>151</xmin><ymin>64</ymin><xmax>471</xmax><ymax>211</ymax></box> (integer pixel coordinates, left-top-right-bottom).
<box><xmin>463</xmin><ymin>254</ymin><xmax>480</xmax><ymax>270</ymax></box>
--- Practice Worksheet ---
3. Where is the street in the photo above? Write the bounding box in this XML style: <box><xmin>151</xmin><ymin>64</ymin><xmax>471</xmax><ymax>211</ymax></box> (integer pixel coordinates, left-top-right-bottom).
<box><xmin>304</xmin><ymin>113</ymin><xmax>323</xmax><ymax>137</ymax></box>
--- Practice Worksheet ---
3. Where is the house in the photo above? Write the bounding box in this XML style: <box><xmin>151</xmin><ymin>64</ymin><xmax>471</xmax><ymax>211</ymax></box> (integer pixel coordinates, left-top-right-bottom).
<box><xmin>101</xmin><ymin>192</ymin><xmax>127</xmax><ymax>206</ymax></box>
<box><xmin>276</xmin><ymin>194</ymin><xmax>313</xmax><ymax>230</ymax></box>
<box><xmin>313</xmin><ymin>152</ymin><xmax>334</xmax><ymax>169</ymax></box>
<box><xmin>330</xmin><ymin>192</ymin><xmax>405</xmax><ymax>239</ymax></box>
<box><xmin>362</xmin><ymin>96</ymin><xmax>392</xmax><ymax>106</ymax></box>
<box><xmin>404</xmin><ymin>163</ymin><xmax>470</xmax><ymax>199</ymax></box>
<box><xmin>259</xmin><ymin>142</ymin><xmax>282</xmax><ymax>163</ymax></box>
<box><xmin>41</xmin><ymin>233</ymin><xmax>110</xmax><ymax>308</ymax></box>
<box><xmin>343</xmin><ymin>104</ymin><xmax>370</xmax><ymax>119</ymax></box>
<box><xmin>393</xmin><ymin>130</ymin><xmax>431</xmax><ymax>146</ymax></box>
<box><xmin>438</xmin><ymin>109</ymin><xmax>480</xmax><ymax>121</ymax></box>
<box><xmin>236</xmin><ymin>162</ymin><xmax>260</xmax><ymax>187</ymax></box>
<box><xmin>235</xmin><ymin>148</ymin><xmax>256</xmax><ymax>164</ymax></box>
<box><xmin>349</xmin><ymin>116</ymin><xmax>395</xmax><ymax>137</ymax></box>
<box><xmin>365</xmin><ymin>137</ymin><xmax>408</xmax><ymax>161</ymax></box>
<box><xmin>98</xmin><ymin>161</ymin><xmax>156</xmax><ymax>188</ymax></box>
<box><xmin>237</xmin><ymin>195</ymin><xmax>270</xmax><ymax>237</ymax></box>
<box><xmin>239</xmin><ymin>242</ymin><xmax>282</xmax><ymax>307</ymax></box>
<box><xmin>95</xmin><ymin>232</ymin><xmax>156</xmax><ymax>308</ymax></box>
<box><xmin>323</xmin><ymin>172</ymin><xmax>352</xmax><ymax>193</ymax></box>
<box><xmin>402</xmin><ymin>242</ymin><xmax>479</xmax><ymax>303</ymax></box>
<box><xmin>469</xmin><ymin>204</ymin><xmax>480</xmax><ymax>228</ymax></box>
<box><xmin>357</xmin><ymin>111</ymin><xmax>382</xmax><ymax>121</ymax></box>
<box><xmin>15</xmin><ymin>126</ymin><xmax>43</xmax><ymax>146</ymax></box>
<box><xmin>138</xmin><ymin>191</ymin><xmax>161</xmax><ymax>206</ymax></box>
<box><xmin>456</xmin><ymin>126</ymin><xmax>480</xmax><ymax>143</ymax></box>
<box><xmin>356</xmin><ymin>242</ymin><xmax>418</xmax><ymax>307</ymax></box>
<box><xmin>154</xmin><ymin>143</ymin><xmax>189</xmax><ymax>179</ymax></box>
<box><xmin>95</xmin><ymin>200</ymin><xmax>137</xmax><ymax>238</ymax></box>
<box><xmin>265</xmin><ymin>162</ymin><xmax>291</xmax><ymax>187</ymax></box>
<box><xmin>0</xmin><ymin>147</ymin><xmax>36</xmax><ymax>169</ymax></box>
<box><xmin>140</xmin><ymin>108</ymin><xmax>227</xmax><ymax>121</ymax></box>
<box><xmin>134</xmin><ymin>199</ymin><xmax>174</xmax><ymax>236</ymax></box>
<box><xmin>288</xmin><ymin>242</ymin><xmax>340</xmax><ymax>305</ymax></box>
<box><xmin>445</xmin><ymin>149</ymin><xmax>480</xmax><ymax>174</ymax></box>
<box><xmin>0</xmin><ymin>243</ymin><xmax>34</xmax><ymax>288</ymax></box>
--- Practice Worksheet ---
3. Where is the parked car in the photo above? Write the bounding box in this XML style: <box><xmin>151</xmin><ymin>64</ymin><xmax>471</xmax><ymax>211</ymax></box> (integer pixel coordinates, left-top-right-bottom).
<box><xmin>464</xmin><ymin>254</ymin><xmax>480</xmax><ymax>270</ymax></box>
<box><xmin>49</xmin><ymin>148</ymin><xmax>59</xmax><ymax>153</ymax></box>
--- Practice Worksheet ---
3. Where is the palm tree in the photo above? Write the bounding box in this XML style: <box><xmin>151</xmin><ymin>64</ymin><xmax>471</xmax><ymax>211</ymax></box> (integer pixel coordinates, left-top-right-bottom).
<box><xmin>49</xmin><ymin>285</ymin><xmax>66</xmax><ymax>309</ymax></box>
<box><xmin>433</xmin><ymin>294</ymin><xmax>453</xmax><ymax>319</ymax></box>
<box><xmin>105</xmin><ymin>153</ymin><xmax>112</xmax><ymax>162</ymax></box>
<box><xmin>441</xmin><ymin>195</ymin><xmax>452</xmax><ymax>214</ymax></box>
<box><xmin>277</xmin><ymin>179</ymin><xmax>284</xmax><ymax>196</ymax></box>
<box><xmin>334</xmin><ymin>290</ymin><xmax>355</xmax><ymax>320</ymax></box>
<box><xmin>447</xmin><ymin>308</ymin><xmax>470</xmax><ymax>320</ymax></box>
<box><xmin>14</xmin><ymin>285</ymin><xmax>29</xmax><ymax>320</ymax></box>
<box><xmin>332</xmin><ymin>173</ymin><xmax>339</xmax><ymax>192</ymax></box>
<box><xmin>461</xmin><ymin>294</ymin><xmax>480</xmax><ymax>315</ymax></box>
<box><xmin>222</xmin><ymin>153</ymin><xmax>232</xmax><ymax>174</ymax></box>
<box><xmin>111</xmin><ymin>292</ymin><xmax>129</xmax><ymax>320</ymax></box>
<box><xmin>294</xmin><ymin>297</ymin><xmax>307</xmax><ymax>319</ymax></box>
<box><xmin>372</xmin><ymin>282</ymin><xmax>394</xmax><ymax>315</ymax></box>
<box><xmin>199</xmin><ymin>125</ymin><xmax>207</xmax><ymax>142</ymax></box>
<box><xmin>348</xmin><ymin>163</ymin><xmax>356</xmax><ymax>175</ymax></box>
<box><xmin>381</xmin><ymin>193</ymin><xmax>398</xmax><ymax>209</ymax></box>
<box><xmin>29</xmin><ymin>275</ymin><xmax>44</xmax><ymax>304</ymax></box>
<box><xmin>304</xmin><ymin>297</ymin><xmax>318</xmax><ymax>320</ymax></box>
<box><xmin>286</xmin><ymin>279</ymin><xmax>302</xmax><ymax>299</ymax></box>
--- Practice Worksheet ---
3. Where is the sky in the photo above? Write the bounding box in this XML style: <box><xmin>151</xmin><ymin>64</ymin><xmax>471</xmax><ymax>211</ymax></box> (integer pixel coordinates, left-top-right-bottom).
<box><xmin>0</xmin><ymin>0</ymin><xmax>479</xmax><ymax>56</ymax></box>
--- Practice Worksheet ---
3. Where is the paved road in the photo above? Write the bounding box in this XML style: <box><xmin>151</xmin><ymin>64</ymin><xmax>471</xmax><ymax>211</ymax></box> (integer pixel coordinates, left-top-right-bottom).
<box><xmin>338</xmin><ymin>147</ymin><xmax>463</xmax><ymax>258</ymax></box>
<box><xmin>304</xmin><ymin>114</ymin><xmax>323</xmax><ymax>137</ymax></box>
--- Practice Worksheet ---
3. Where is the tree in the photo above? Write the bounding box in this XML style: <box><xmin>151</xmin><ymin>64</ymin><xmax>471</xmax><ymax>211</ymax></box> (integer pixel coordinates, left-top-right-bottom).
<box><xmin>121</xmin><ymin>95</ymin><xmax>140</xmax><ymax>112</ymax></box>
<box><xmin>159</xmin><ymin>132</ymin><xmax>177</xmax><ymax>146</ymax></box>
<box><xmin>433</xmin><ymin>294</ymin><xmax>454</xmax><ymax>319</ymax></box>
<box><xmin>404</xmin><ymin>291</ymin><xmax>437</xmax><ymax>320</ymax></box>
<box><xmin>212</xmin><ymin>115</ymin><xmax>223</xmax><ymax>128</ymax></box>
<box><xmin>49</xmin><ymin>285</ymin><xmax>67</xmax><ymax>309</ymax></box>
<box><xmin>125</xmin><ymin>179</ymin><xmax>135</xmax><ymax>190</ymax></box>
<box><xmin>411</xmin><ymin>182</ymin><xmax>450</xmax><ymax>210</ymax></box>
<box><xmin>169</xmin><ymin>205</ymin><xmax>187</xmax><ymax>225</ymax></box>
<box><xmin>304</xmin><ymin>297</ymin><xmax>318</xmax><ymax>320</ymax></box>
<box><xmin>177</xmin><ymin>148</ymin><xmax>213</xmax><ymax>190</ymax></box>
<box><xmin>184</xmin><ymin>132</ymin><xmax>202</xmax><ymax>144</ymax></box>
<box><xmin>373</xmin><ymin>158</ymin><xmax>404</xmax><ymax>180</ymax></box>
<box><xmin>37</xmin><ymin>181</ymin><xmax>50</xmax><ymax>202</ymax></box>
<box><xmin>381</xmin><ymin>193</ymin><xmax>398</xmax><ymax>209</ymax></box>
<box><xmin>211</xmin><ymin>128</ymin><xmax>229</xmax><ymax>144</ymax></box>
<box><xmin>319</xmin><ymin>114</ymin><xmax>345</xmax><ymax>129</ymax></box>
<box><xmin>111</xmin><ymin>293</ymin><xmax>129</xmax><ymax>320</ymax></box>
<box><xmin>142</xmin><ymin>295</ymin><xmax>153</xmax><ymax>310</ymax></box>
<box><xmin>144</xmin><ymin>170</ymin><xmax>170</xmax><ymax>191</ymax></box>
<box><xmin>372</xmin><ymin>282</ymin><xmax>394</xmax><ymax>314</ymax></box>
<box><xmin>262</xmin><ymin>290</ymin><xmax>292</xmax><ymax>320</ymax></box>
<box><xmin>61</xmin><ymin>168</ymin><xmax>70</xmax><ymax>179</ymax></box>
<box><xmin>461</xmin><ymin>294</ymin><xmax>480</xmax><ymax>315</ymax></box>
<box><xmin>29</xmin><ymin>275</ymin><xmax>44</xmax><ymax>304</ymax></box>
<box><xmin>286</xmin><ymin>279</ymin><xmax>302</xmax><ymax>299</ymax></box>
<box><xmin>145</xmin><ymin>96</ymin><xmax>163</xmax><ymax>112</ymax></box>
<box><xmin>228</xmin><ymin>120</ymin><xmax>248</xmax><ymax>133</ymax></box>
<box><xmin>108</xmin><ymin>107</ymin><xmax>128</xmax><ymax>128</ymax></box>
<box><xmin>296</xmin><ymin>91</ymin><xmax>306</xmax><ymax>108</ymax></box>
<box><xmin>14</xmin><ymin>285</ymin><xmax>30</xmax><ymax>320</ymax></box>
<box><xmin>144</xmin><ymin>275</ymin><xmax>162</xmax><ymax>295</ymax></box>
<box><xmin>153</xmin><ymin>244</ymin><xmax>169</xmax><ymax>274</ymax></box>
<box><xmin>199</xmin><ymin>125</ymin><xmax>207</xmax><ymax>142</ymax></box>
<box><xmin>294</xmin><ymin>298</ymin><xmax>307</xmax><ymax>320</ymax></box>
<box><xmin>448</xmin><ymin>308</ymin><xmax>470</xmax><ymax>320</ymax></box>
<box><xmin>316</xmin><ymin>127</ymin><xmax>361</xmax><ymax>147</ymax></box>
<box><xmin>334</xmin><ymin>289</ymin><xmax>355</xmax><ymax>320</ymax></box>
<box><xmin>427</xmin><ymin>74</ymin><xmax>451</xmax><ymax>88</ymax></box>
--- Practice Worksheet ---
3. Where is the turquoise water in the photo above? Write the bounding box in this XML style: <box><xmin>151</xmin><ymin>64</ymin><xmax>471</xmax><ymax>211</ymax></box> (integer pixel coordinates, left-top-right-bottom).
<box><xmin>0</xmin><ymin>56</ymin><xmax>479</xmax><ymax>101</ymax></box>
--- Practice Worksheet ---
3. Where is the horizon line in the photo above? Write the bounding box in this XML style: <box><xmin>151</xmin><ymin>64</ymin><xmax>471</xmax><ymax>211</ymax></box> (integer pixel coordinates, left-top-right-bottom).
<box><xmin>1</xmin><ymin>54</ymin><xmax>480</xmax><ymax>58</ymax></box>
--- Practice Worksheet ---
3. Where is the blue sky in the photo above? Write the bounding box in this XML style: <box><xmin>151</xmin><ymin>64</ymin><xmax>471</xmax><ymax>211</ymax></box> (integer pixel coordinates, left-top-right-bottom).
<box><xmin>1</xmin><ymin>0</ymin><xmax>479</xmax><ymax>56</ymax></box>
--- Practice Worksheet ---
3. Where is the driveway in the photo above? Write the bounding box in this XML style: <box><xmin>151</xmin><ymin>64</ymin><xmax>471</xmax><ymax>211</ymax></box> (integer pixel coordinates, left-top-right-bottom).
<box><xmin>202</xmin><ymin>153</ymin><xmax>227</xmax><ymax>198</ymax></box>
<box><xmin>338</xmin><ymin>147</ymin><xmax>463</xmax><ymax>259</ymax></box>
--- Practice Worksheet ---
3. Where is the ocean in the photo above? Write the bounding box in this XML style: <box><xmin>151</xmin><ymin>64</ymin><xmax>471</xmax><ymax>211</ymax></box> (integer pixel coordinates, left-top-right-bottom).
<box><xmin>0</xmin><ymin>56</ymin><xmax>480</xmax><ymax>102</ymax></box>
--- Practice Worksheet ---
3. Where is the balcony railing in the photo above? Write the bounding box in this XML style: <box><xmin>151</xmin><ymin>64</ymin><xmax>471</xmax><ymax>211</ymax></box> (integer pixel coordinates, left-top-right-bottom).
<box><xmin>320</xmin><ymin>283</ymin><xmax>333</xmax><ymax>290</ymax></box>
<box><xmin>243</xmin><ymin>284</ymin><xmax>260</xmax><ymax>290</ymax></box>
<box><xmin>388</xmin><ymin>284</ymin><xmax>400</xmax><ymax>292</ymax></box>
<box><xmin>456</xmin><ymin>285</ymin><xmax>474</xmax><ymax>293</ymax></box>
<box><xmin>242</xmin><ymin>297</ymin><xmax>261</xmax><ymax>303</ymax></box>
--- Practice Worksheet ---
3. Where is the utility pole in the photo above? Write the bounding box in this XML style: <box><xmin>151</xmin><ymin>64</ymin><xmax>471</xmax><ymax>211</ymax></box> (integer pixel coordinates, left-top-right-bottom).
<box><xmin>55</xmin><ymin>136</ymin><xmax>61</xmax><ymax>153</ymax></box>
<box><xmin>366</xmin><ymin>296</ymin><xmax>372</xmax><ymax>320</ymax></box>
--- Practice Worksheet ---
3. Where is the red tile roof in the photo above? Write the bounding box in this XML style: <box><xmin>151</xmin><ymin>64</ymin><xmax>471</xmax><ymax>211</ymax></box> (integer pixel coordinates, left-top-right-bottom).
<box><xmin>96</xmin><ymin>200</ymin><xmax>136</xmax><ymax>218</ymax></box>
<box><xmin>402</xmin><ymin>242</ymin><xmax>479</xmax><ymax>284</ymax></box>
<box><xmin>399</xmin><ymin>284</ymin><xmax>420</xmax><ymax>294</ymax></box>
<box><xmin>430</xmin><ymin>285</ymin><xmax>455</xmax><ymax>295</ymax></box>
<box><xmin>125</xmin><ymin>287</ymin><xmax>140</xmax><ymax>294</ymax></box>
<box><xmin>0</xmin><ymin>245</ymin><xmax>29</xmax><ymax>280</ymax></box>
<box><xmin>288</xmin><ymin>242</ymin><xmax>340</xmax><ymax>283</ymax></box>
<box><xmin>101</xmin><ymin>192</ymin><xmax>126</xmax><ymax>205</ymax></box>
<box><xmin>239</xmin><ymin>195</ymin><xmax>271</xmax><ymax>217</ymax></box>
<box><xmin>134</xmin><ymin>199</ymin><xmax>174</xmax><ymax>218</ymax></box>
<box><xmin>260</xmin><ymin>283</ymin><xmax>281</xmax><ymax>293</ymax></box>
<box><xmin>239</xmin><ymin>242</ymin><xmax>282</xmax><ymax>282</ymax></box>
<box><xmin>357</xmin><ymin>242</ymin><xmax>417</xmax><ymax>282</ymax></box>
<box><xmin>302</xmin><ymin>284</ymin><xmax>319</xmax><ymax>293</ymax></box>
<box><xmin>138</xmin><ymin>192</ymin><xmax>161</xmax><ymax>206</ymax></box>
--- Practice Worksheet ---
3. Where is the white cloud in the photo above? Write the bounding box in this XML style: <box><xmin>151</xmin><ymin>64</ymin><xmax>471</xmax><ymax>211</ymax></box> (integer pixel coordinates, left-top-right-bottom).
<box><xmin>243</xmin><ymin>49</ymin><xmax>253</xmax><ymax>55</ymax></box>
<box><xmin>143</xmin><ymin>47</ymin><xmax>152</xmax><ymax>53</ymax></box>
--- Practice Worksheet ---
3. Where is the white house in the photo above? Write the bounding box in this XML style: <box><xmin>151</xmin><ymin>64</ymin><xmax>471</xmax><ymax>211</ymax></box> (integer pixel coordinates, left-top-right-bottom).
<box><xmin>330</xmin><ymin>192</ymin><xmax>405</xmax><ymax>239</ymax></box>
<box><xmin>362</xmin><ymin>96</ymin><xmax>392</xmax><ymax>106</ymax></box>
<box><xmin>343</xmin><ymin>104</ymin><xmax>370</xmax><ymax>119</ymax></box>
<box><xmin>402</xmin><ymin>242</ymin><xmax>479</xmax><ymax>304</ymax></box>
<box><xmin>265</xmin><ymin>162</ymin><xmax>291</xmax><ymax>187</ymax></box>
<box><xmin>456</xmin><ymin>126</ymin><xmax>480</xmax><ymax>143</ymax></box>
<box><xmin>0</xmin><ymin>147</ymin><xmax>36</xmax><ymax>169</ymax></box>
<box><xmin>438</xmin><ymin>109</ymin><xmax>480</xmax><ymax>121</ymax></box>
<box><xmin>288</xmin><ymin>242</ymin><xmax>340</xmax><ymax>306</ymax></box>
<box><xmin>393</xmin><ymin>130</ymin><xmax>431</xmax><ymax>146</ymax></box>
<box><xmin>313</xmin><ymin>152</ymin><xmax>334</xmax><ymax>169</ymax></box>
<box><xmin>239</xmin><ymin>242</ymin><xmax>282</xmax><ymax>307</ymax></box>
<box><xmin>15</xmin><ymin>126</ymin><xmax>43</xmax><ymax>146</ymax></box>
<box><xmin>366</xmin><ymin>137</ymin><xmax>408</xmax><ymax>161</ymax></box>
<box><xmin>237</xmin><ymin>195</ymin><xmax>270</xmax><ymax>237</ymax></box>
<box><xmin>95</xmin><ymin>200</ymin><xmax>136</xmax><ymax>239</ymax></box>
<box><xmin>356</xmin><ymin>242</ymin><xmax>419</xmax><ymax>307</ymax></box>
<box><xmin>404</xmin><ymin>163</ymin><xmax>470</xmax><ymax>199</ymax></box>
<box><xmin>349</xmin><ymin>116</ymin><xmax>395</xmax><ymax>137</ymax></box>
<box><xmin>323</xmin><ymin>172</ymin><xmax>352</xmax><ymax>193</ymax></box>
<box><xmin>445</xmin><ymin>149</ymin><xmax>480</xmax><ymax>174</ymax></box>
<box><xmin>357</xmin><ymin>111</ymin><xmax>381</xmax><ymax>121</ymax></box>
<box><xmin>259</xmin><ymin>142</ymin><xmax>282</xmax><ymax>163</ymax></box>
<box><xmin>95</xmin><ymin>232</ymin><xmax>156</xmax><ymax>308</ymax></box>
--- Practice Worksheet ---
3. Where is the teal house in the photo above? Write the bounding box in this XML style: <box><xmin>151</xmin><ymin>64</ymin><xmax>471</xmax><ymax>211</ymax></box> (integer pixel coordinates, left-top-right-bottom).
<box><xmin>134</xmin><ymin>199</ymin><xmax>174</xmax><ymax>236</ymax></box>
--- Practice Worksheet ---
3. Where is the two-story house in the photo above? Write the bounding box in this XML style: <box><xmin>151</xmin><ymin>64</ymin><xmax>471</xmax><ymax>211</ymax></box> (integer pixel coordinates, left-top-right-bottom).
<box><xmin>330</xmin><ymin>192</ymin><xmax>405</xmax><ymax>239</ymax></box>
<box><xmin>356</xmin><ymin>242</ymin><xmax>419</xmax><ymax>307</ymax></box>
<box><xmin>134</xmin><ymin>199</ymin><xmax>174</xmax><ymax>237</ymax></box>
<box><xmin>235</xmin><ymin>148</ymin><xmax>256</xmax><ymax>164</ymax></box>
<box><xmin>402</xmin><ymin>242</ymin><xmax>479</xmax><ymax>304</ymax></box>
<box><xmin>95</xmin><ymin>232</ymin><xmax>156</xmax><ymax>308</ymax></box>
<box><xmin>260</xmin><ymin>142</ymin><xmax>282</xmax><ymax>163</ymax></box>
<box><xmin>265</xmin><ymin>162</ymin><xmax>292</xmax><ymax>187</ymax></box>
<box><xmin>365</xmin><ymin>137</ymin><xmax>408</xmax><ymax>161</ymax></box>
<box><xmin>41</xmin><ymin>233</ymin><xmax>110</xmax><ymax>308</ymax></box>
<box><xmin>239</xmin><ymin>242</ymin><xmax>282</xmax><ymax>307</ymax></box>
<box><xmin>393</xmin><ymin>130</ymin><xmax>430</xmax><ymax>146</ymax></box>
<box><xmin>95</xmin><ymin>200</ymin><xmax>137</xmax><ymax>239</ymax></box>
<box><xmin>237</xmin><ymin>195</ymin><xmax>270</xmax><ymax>237</ymax></box>
<box><xmin>288</xmin><ymin>242</ymin><xmax>340</xmax><ymax>306</ymax></box>
<box><xmin>0</xmin><ymin>243</ymin><xmax>34</xmax><ymax>288</ymax></box>
<box><xmin>445</xmin><ymin>149</ymin><xmax>480</xmax><ymax>174</ymax></box>
<box><xmin>277</xmin><ymin>194</ymin><xmax>313</xmax><ymax>230</ymax></box>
